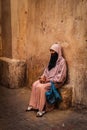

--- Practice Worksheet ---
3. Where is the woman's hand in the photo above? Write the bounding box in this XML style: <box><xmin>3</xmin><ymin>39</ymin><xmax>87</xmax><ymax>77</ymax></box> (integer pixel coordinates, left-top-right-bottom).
<box><xmin>39</xmin><ymin>76</ymin><xmax>46</xmax><ymax>83</ymax></box>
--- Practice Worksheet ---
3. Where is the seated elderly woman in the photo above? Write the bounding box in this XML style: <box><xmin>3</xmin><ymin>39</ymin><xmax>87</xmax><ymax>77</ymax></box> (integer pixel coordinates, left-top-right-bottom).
<box><xmin>26</xmin><ymin>43</ymin><xmax>67</xmax><ymax>117</ymax></box>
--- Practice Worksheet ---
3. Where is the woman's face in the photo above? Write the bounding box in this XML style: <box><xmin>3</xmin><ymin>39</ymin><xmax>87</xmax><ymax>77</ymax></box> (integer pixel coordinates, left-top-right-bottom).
<box><xmin>50</xmin><ymin>49</ymin><xmax>56</xmax><ymax>54</ymax></box>
<box><xmin>48</xmin><ymin>49</ymin><xmax>58</xmax><ymax>70</ymax></box>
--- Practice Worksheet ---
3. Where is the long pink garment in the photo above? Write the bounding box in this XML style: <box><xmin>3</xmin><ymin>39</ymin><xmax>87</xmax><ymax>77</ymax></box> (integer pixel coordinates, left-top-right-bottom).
<box><xmin>29</xmin><ymin>43</ymin><xmax>67</xmax><ymax>111</ymax></box>
<box><xmin>29</xmin><ymin>80</ymin><xmax>51</xmax><ymax>111</ymax></box>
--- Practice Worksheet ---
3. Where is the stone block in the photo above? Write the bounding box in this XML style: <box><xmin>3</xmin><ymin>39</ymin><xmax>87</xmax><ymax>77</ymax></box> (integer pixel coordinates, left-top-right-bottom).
<box><xmin>58</xmin><ymin>85</ymin><xmax>72</xmax><ymax>110</ymax></box>
<box><xmin>0</xmin><ymin>57</ymin><xmax>26</xmax><ymax>88</ymax></box>
<box><xmin>46</xmin><ymin>85</ymin><xmax>72</xmax><ymax>112</ymax></box>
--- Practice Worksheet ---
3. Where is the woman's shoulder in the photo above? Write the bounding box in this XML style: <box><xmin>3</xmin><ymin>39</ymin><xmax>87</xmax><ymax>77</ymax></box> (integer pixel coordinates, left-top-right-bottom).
<box><xmin>57</xmin><ymin>56</ymin><xmax>66</xmax><ymax>64</ymax></box>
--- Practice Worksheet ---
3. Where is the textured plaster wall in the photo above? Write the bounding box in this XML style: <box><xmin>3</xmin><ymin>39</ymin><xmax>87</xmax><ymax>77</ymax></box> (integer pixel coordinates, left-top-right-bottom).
<box><xmin>1</xmin><ymin>0</ymin><xmax>87</xmax><ymax>106</ymax></box>
<box><xmin>1</xmin><ymin>0</ymin><xmax>12</xmax><ymax>57</ymax></box>
<box><xmin>10</xmin><ymin>0</ymin><xmax>28</xmax><ymax>60</ymax></box>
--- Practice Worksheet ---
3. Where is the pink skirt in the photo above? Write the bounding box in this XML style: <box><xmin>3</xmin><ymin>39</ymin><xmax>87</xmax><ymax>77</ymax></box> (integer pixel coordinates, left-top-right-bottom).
<box><xmin>29</xmin><ymin>80</ymin><xmax>51</xmax><ymax>111</ymax></box>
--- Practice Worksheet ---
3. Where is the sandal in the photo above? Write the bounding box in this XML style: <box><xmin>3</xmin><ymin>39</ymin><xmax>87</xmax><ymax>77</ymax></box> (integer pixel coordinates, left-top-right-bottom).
<box><xmin>36</xmin><ymin>111</ymin><xmax>46</xmax><ymax>117</ymax></box>
<box><xmin>26</xmin><ymin>106</ymin><xmax>33</xmax><ymax>112</ymax></box>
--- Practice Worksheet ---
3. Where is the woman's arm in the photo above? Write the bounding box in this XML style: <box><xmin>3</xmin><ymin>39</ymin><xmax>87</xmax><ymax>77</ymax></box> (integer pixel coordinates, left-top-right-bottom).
<box><xmin>50</xmin><ymin>60</ymin><xmax>67</xmax><ymax>83</ymax></box>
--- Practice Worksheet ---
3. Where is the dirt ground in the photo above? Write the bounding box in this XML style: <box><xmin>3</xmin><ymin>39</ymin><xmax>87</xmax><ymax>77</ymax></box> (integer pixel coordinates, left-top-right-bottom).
<box><xmin>0</xmin><ymin>85</ymin><xmax>87</xmax><ymax>130</ymax></box>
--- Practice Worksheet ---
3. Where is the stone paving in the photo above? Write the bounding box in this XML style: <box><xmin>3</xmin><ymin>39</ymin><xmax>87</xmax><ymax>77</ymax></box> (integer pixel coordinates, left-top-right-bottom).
<box><xmin>0</xmin><ymin>85</ymin><xmax>87</xmax><ymax>130</ymax></box>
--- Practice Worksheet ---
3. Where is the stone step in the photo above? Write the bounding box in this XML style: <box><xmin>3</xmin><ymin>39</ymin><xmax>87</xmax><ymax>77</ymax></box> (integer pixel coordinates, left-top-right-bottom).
<box><xmin>58</xmin><ymin>85</ymin><xmax>72</xmax><ymax>110</ymax></box>
<box><xmin>0</xmin><ymin>57</ymin><xmax>26</xmax><ymax>88</ymax></box>
<box><xmin>46</xmin><ymin>85</ymin><xmax>72</xmax><ymax>111</ymax></box>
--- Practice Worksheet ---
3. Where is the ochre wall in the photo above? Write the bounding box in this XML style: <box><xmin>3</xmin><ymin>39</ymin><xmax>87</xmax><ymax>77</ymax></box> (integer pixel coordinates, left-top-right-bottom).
<box><xmin>10</xmin><ymin>0</ymin><xmax>28</xmax><ymax>60</ymax></box>
<box><xmin>1</xmin><ymin>0</ymin><xmax>87</xmax><ymax>106</ymax></box>
<box><xmin>1</xmin><ymin>0</ymin><xmax>12</xmax><ymax>57</ymax></box>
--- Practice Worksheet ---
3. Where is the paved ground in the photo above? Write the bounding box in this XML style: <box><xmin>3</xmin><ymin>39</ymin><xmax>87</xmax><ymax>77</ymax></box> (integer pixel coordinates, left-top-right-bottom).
<box><xmin>0</xmin><ymin>85</ymin><xmax>87</xmax><ymax>130</ymax></box>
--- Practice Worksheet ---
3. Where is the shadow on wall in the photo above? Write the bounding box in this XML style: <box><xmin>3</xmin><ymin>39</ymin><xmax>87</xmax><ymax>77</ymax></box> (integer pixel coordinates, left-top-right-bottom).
<box><xmin>62</xmin><ymin>48</ymin><xmax>70</xmax><ymax>85</ymax></box>
<box><xmin>26</xmin><ymin>56</ymin><xmax>48</xmax><ymax>88</ymax></box>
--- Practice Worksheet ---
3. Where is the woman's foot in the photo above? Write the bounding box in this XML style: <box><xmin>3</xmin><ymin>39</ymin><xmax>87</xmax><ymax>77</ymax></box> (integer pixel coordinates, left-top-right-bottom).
<box><xmin>26</xmin><ymin>106</ymin><xmax>33</xmax><ymax>112</ymax></box>
<box><xmin>36</xmin><ymin>111</ymin><xmax>46</xmax><ymax>117</ymax></box>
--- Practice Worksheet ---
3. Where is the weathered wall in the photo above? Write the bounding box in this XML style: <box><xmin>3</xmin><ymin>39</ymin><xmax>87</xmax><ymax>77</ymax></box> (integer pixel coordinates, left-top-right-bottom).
<box><xmin>10</xmin><ymin>0</ymin><xmax>28</xmax><ymax>60</ymax></box>
<box><xmin>0</xmin><ymin>0</ymin><xmax>2</xmax><ymax>56</ymax></box>
<box><xmin>1</xmin><ymin>0</ymin><xmax>87</xmax><ymax>106</ymax></box>
<box><xmin>1</xmin><ymin>0</ymin><xmax>12</xmax><ymax>57</ymax></box>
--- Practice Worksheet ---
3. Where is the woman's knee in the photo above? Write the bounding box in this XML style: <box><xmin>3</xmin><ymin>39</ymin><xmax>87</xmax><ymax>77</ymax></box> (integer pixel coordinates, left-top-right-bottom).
<box><xmin>32</xmin><ymin>80</ymin><xmax>39</xmax><ymax>88</ymax></box>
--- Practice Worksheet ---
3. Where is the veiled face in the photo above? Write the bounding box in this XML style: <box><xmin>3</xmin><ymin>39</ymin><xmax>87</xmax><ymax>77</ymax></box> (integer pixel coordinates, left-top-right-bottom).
<box><xmin>48</xmin><ymin>49</ymin><xmax>58</xmax><ymax>71</ymax></box>
<box><xmin>50</xmin><ymin>49</ymin><xmax>56</xmax><ymax>54</ymax></box>
<box><xmin>50</xmin><ymin>43</ymin><xmax>62</xmax><ymax>58</ymax></box>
